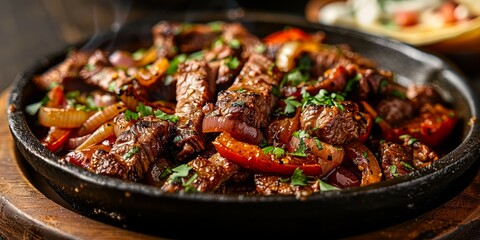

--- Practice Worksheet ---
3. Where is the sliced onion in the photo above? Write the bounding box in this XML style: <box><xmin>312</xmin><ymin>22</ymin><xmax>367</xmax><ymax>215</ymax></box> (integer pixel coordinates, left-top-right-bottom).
<box><xmin>136</xmin><ymin>58</ymin><xmax>169</xmax><ymax>87</ymax></box>
<box><xmin>275</xmin><ymin>41</ymin><xmax>321</xmax><ymax>72</ymax></box>
<box><xmin>202</xmin><ymin>116</ymin><xmax>263</xmax><ymax>145</ymax></box>
<box><xmin>38</xmin><ymin>107</ymin><xmax>92</xmax><ymax>128</ymax></box>
<box><xmin>65</xmin><ymin>134</ymin><xmax>91</xmax><ymax>150</ymax></box>
<box><xmin>118</xmin><ymin>92</ymin><xmax>139</xmax><ymax>111</ymax></box>
<box><xmin>76</xmin><ymin>121</ymin><xmax>115</xmax><ymax>151</ymax></box>
<box><xmin>78</xmin><ymin>102</ymin><xmax>126</xmax><ymax>136</ymax></box>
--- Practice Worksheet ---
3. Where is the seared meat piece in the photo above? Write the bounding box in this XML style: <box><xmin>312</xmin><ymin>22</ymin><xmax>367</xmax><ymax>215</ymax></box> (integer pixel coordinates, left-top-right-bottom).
<box><xmin>379</xmin><ymin>142</ymin><xmax>415</xmax><ymax>180</ymax></box>
<box><xmin>151</xmin><ymin>21</ymin><xmax>181</xmax><ymax>59</ymax></box>
<box><xmin>401</xmin><ymin>137</ymin><xmax>439</xmax><ymax>168</ymax></box>
<box><xmin>406</xmin><ymin>85</ymin><xmax>443</xmax><ymax>109</ymax></box>
<box><xmin>162</xmin><ymin>153</ymin><xmax>240</xmax><ymax>193</ymax></box>
<box><xmin>344</xmin><ymin>140</ymin><xmax>382</xmax><ymax>186</ymax></box>
<box><xmin>152</xmin><ymin>21</ymin><xmax>220</xmax><ymax>56</ymax></box>
<box><xmin>33</xmin><ymin>51</ymin><xmax>90</xmax><ymax>90</ymax></box>
<box><xmin>265</xmin><ymin>110</ymin><xmax>300</xmax><ymax>147</ymax></box>
<box><xmin>174</xmin><ymin>59</ymin><xmax>215</xmax><ymax>161</ymax></box>
<box><xmin>309</xmin><ymin>44</ymin><xmax>376</xmax><ymax>77</ymax></box>
<box><xmin>80</xmin><ymin>50</ymin><xmax>132</xmax><ymax>92</ymax></box>
<box><xmin>300</xmin><ymin>101</ymin><xmax>368</xmax><ymax>145</ymax></box>
<box><xmin>305</xmin><ymin>65</ymin><xmax>351</xmax><ymax>95</ymax></box>
<box><xmin>203</xmin><ymin>54</ymin><xmax>280</xmax><ymax>144</ymax></box>
<box><xmin>255</xmin><ymin>174</ymin><xmax>320</xmax><ymax>199</ymax></box>
<box><xmin>208</xmin><ymin>59</ymin><xmax>243</xmax><ymax>91</ymax></box>
<box><xmin>376</xmin><ymin>98</ymin><xmax>415</xmax><ymax>126</ymax></box>
<box><xmin>222</xmin><ymin>22</ymin><xmax>263</xmax><ymax>59</ymax></box>
<box><xmin>89</xmin><ymin>117</ymin><xmax>174</xmax><ymax>182</ymax></box>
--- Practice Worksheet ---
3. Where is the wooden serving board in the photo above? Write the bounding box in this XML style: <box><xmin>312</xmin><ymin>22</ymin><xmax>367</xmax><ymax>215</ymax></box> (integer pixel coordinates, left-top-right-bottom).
<box><xmin>0</xmin><ymin>88</ymin><xmax>479</xmax><ymax>239</ymax></box>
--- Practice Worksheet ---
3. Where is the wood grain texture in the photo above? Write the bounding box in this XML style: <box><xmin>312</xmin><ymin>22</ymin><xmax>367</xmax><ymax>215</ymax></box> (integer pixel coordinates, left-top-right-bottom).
<box><xmin>0</xmin><ymin>90</ymin><xmax>479</xmax><ymax>239</ymax></box>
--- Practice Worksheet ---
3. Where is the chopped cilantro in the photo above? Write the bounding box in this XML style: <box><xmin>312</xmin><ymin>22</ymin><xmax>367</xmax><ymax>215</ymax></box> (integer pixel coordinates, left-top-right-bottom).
<box><xmin>108</xmin><ymin>81</ymin><xmax>117</xmax><ymax>92</ymax></box>
<box><xmin>236</xmin><ymin>88</ymin><xmax>246</xmax><ymax>94</ymax></box>
<box><xmin>319</xmin><ymin>179</ymin><xmax>340</xmax><ymax>191</ymax></box>
<box><xmin>208</xmin><ymin>21</ymin><xmax>223</xmax><ymax>32</ymax></box>
<box><xmin>168</xmin><ymin>164</ymin><xmax>192</xmax><ymax>183</ymax></box>
<box><xmin>313</xmin><ymin>137</ymin><xmax>323</xmax><ymax>150</ymax></box>
<box><xmin>375</xmin><ymin>116</ymin><xmax>383</xmax><ymax>123</ymax></box>
<box><xmin>391</xmin><ymin>165</ymin><xmax>399</xmax><ymax>177</ymax></box>
<box><xmin>166</xmin><ymin>54</ymin><xmax>187</xmax><ymax>75</ymax></box>
<box><xmin>154</xmin><ymin>109</ymin><xmax>179</xmax><ymax>123</ymax></box>
<box><xmin>362</xmin><ymin>151</ymin><xmax>368</xmax><ymax>158</ymax></box>
<box><xmin>231</xmin><ymin>100</ymin><xmax>245</xmax><ymax>107</ymax></box>
<box><xmin>291</xmin><ymin>130</ymin><xmax>310</xmax><ymax>157</ymax></box>
<box><xmin>392</xmin><ymin>89</ymin><xmax>406</xmax><ymax>99</ymax></box>
<box><xmin>85</xmin><ymin>63</ymin><xmax>95</xmax><ymax>71</ymax></box>
<box><xmin>378</xmin><ymin>79</ymin><xmax>389</xmax><ymax>92</ymax></box>
<box><xmin>229</xmin><ymin>38</ymin><xmax>241</xmax><ymax>49</ymax></box>
<box><xmin>262</xmin><ymin>146</ymin><xmax>285</xmax><ymax>159</ymax></box>
<box><xmin>132</xmin><ymin>48</ymin><xmax>147</xmax><ymax>61</ymax></box>
<box><xmin>159</xmin><ymin>168</ymin><xmax>173</xmax><ymax>179</ymax></box>
<box><xmin>302</xmin><ymin>89</ymin><xmax>345</xmax><ymax>111</ymax></box>
<box><xmin>123</xmin><ymin>146</ymin><xmax>140</xmax><ymax>159</ymax></box>
<box><xmin>212</xmin><ymin>37</ymin><xmax>224</xmax><ymax>48</ymax></box>
<box><xmin>271</xmin><ymin>85</ymin><xmax>280</xmax><ymax>97</ymax></box>
<box><xmin>183</xmin><ymin>173</ymin><xmax>199</xmax><ymax>192</ymax></box>
<box><xmin>258</xmin><ymin>139</ymin><xmax>268</xmax><ymax>148</ymax></box>
<box><xmin>254</xmin><ymin>43</ymin><xmax>266</xmax><ymax>53</ymax></box>
<box><xmin>86</xmin><ymin>95</ymin><xmax>101</xmax><ymax>111</ymax></box>
<box><xmin>124</xmin><ymin>110</ymin><xmax>139</xmax><ymax>121</ymax></box>
<box><xmin>188</xmin><ymin>51</ymin><xmax>204</xmax><ymax>60</ymax></box>
<box><xmin>136</xmin><ymin>102</ymin><xmax>153</xmax><ymax>117</ymax></box>
<box><xmin>26</xmin><ymin>95</ymin><xmax>49</xmax><ymax>115</ymax></box>
<box><xmin>401</xmin><ymin>161</ymin><xmax>415</xmax><ymax>171</ymax></box>
<box><xmin>280</xmin><ymin>55</ymin><xmax>311</xmax><ymax>87</ymax></box>
<box><xmin>66</xmin><ymin>90</ymin><xmax>80</xmax><ymax>99</ymax></box>
<box><xmin>283</xmin><ymin>96</ymin><xmax>302</xmax><ymax>114</ymax></box>
<box><xmin>225</xmin><ymin>56</ymin><xmax>240</xmax><ymax>70</ymax></box>
<box><xmin>344</xmin><ymin>74</ymin><xmax>362</xmax><ymax>94</ymax></box>
<box><xmin>290</xmin><ymin>168</ymin><xmax>307</xmax><ymax>186</ymax></box>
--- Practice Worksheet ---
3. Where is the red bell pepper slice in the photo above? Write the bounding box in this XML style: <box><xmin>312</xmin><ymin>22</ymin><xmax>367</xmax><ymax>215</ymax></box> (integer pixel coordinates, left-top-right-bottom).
<box><xmin>383</xmin><ymin>104</ymin><xmax>457</xmax><ymax>147</ymax></box>
<box><xmin>213</xmin><ymin>132</ymin><xmax>325</xmax><ymax>176</ymax></box>
<box><xmin>45</xmin><ymin>85</ymin><xmax>66</xmax><ymax>108</ymax></box>
<box><xmin>263</xmin><ymin>28</ymin><xmax>311</xmax><ymax>45</ymax></box>
<box><xmin>41</xmin><ymin>127</ymin><xmax>72</xmax><ymax>152</ymax></box>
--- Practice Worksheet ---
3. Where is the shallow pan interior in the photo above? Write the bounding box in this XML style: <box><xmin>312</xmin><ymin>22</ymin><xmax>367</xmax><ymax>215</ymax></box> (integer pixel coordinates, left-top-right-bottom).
<box><xmin>7</xmin><ymin>10</ymin><xmax>480</xmax><ymax>237</ymax></box>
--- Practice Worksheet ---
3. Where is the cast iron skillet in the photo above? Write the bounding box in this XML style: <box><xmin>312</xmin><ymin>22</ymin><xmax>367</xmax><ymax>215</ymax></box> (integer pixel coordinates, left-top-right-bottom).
<box><xmin>7</xmin><ymin>10</ymin><xmax>480</xmax><ymax>238</ymax></box>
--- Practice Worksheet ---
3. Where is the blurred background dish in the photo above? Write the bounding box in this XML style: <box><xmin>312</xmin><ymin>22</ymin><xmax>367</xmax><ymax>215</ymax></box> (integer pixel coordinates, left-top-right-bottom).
<box><xmin>305</xmin><ymin>0</ymin><xmax>480</xmax><ymax>73</ymax></box>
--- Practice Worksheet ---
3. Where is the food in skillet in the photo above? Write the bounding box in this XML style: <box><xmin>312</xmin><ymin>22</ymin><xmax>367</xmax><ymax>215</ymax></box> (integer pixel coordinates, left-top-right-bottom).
<box><xmin>27</xmin><ymin>21</ymin><xmax>458</xmax><ymax>199</ymax></box>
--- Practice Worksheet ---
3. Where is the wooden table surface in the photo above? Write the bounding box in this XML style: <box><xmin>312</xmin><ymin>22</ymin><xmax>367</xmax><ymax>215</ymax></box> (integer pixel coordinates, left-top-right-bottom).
<box><xmin>1</xmin><ymin>1</ymin><xmax>479</xmax><ymax>239</ymax></box>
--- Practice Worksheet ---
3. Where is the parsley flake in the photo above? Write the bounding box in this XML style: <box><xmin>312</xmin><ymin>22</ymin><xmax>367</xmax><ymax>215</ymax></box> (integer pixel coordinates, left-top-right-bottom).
<box><xmin>154</xmin><ymin>109</ymin><xmax>179</xmax><ymax>123</ymax></box>
<box><xmin>401</xmin><ymin>161</ymin><xmax>415</xmax><ymax>171</ymax></box>
<box><xmin>26</xmin><ymin>95</ymin><xmax>50</xmax><ymax>116</ymax></box>
<box><xmin>262</xmin><ymin>146</ymin><xmax>285</xmax><ymax>159</ymax></box>
<box><xmin>167</xmin><ymin>164</ymin><xmax>192</xmax><ymax>183</ymax></box>
<box><xmin>283</xmin><ymin>96</ymin><xmax>302</xmax><ymax>114</ymax></box>
<box><xmin>136</xmin><ymin>102</ymin><xmax>153</xmax><ymax>117</ymax></box>
<box><xmin>166</xmin><ymin>54</ymin><xmax>187</xmax><ymax>75</ymax></box>
<box><xmin>391</xmin><ymin>165</ymin><xmax>399</xmax><ymax>177</ymax></box>
<box><xmin>124</xmin><ymin>110</ymin><xmax>139</xmax><ymax>121</ymax></box>
<box><xmin>225</xmin><ymin>56</ymin><xmax>240</xmax><ymax>70</ymax></box>
<box><xmin>290</xmin><ymin>168</ymin><xmax>308</xmax><ymax>186</ymax></box>
<box><xmin>319</xmin><ymin>179</ymin><xmax>340</xmax><ymax>191</ymax></box>
<box><xmin>229</xmin><ymin>38</ymin><xmax>241</xmax><ymax>49</ymax></box>
<box><xmin>123</xmin><ymin>146</ymin><xmax>140</xmax><ymax>159</ymax></box>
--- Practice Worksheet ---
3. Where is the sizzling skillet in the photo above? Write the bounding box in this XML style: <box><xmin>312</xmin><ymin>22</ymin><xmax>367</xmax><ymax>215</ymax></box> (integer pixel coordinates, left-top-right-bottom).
<box><xmin>7</xmin><ymin>10</ymin><xmax>480</xmax><ymax>238</ymax></box>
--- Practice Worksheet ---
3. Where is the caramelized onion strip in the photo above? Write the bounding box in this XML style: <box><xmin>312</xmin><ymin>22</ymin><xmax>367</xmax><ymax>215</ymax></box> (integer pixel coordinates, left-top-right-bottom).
<box><xmin>38</xmin><ymin>107</ymin><xmax>92</xmax><ymax>128</ymax></box>
<box><xmin>78</xmin><ymin>102</ymin><xmax>126</xmax><ymax>136</ymax></box>
<box><xmin>76</xmin><ymin>121</ymin><xmax>115</xmax><ymax>150</ymax></box>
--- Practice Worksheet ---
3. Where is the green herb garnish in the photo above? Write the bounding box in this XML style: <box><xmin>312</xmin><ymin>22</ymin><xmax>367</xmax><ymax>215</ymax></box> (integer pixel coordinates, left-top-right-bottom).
<box><xmin>262</xmin><ymin>146</ymin><xmax>286</xmax><ymax>159</ymax></box>
<box><xmin>154</xmin><ymin>109</ymin><xmax>179</xmax><ymax>123</ymax></box>
<box><xmin>26</xmin><ymin>95</ymin><xmax>49</xmax><ymax>115</ymax></box>
<box><xmin>123</xmin><ymin>146</ymin><xmax>140</xmax><ymax>159</ymax></box>
<box><xmin>283</xmin><ymin>96</ymin><xmax>302</xmax><ymax>114</ymax></box>
<box><xmin>124</xmin><ymin>110</ymin><xmax>139</xmax><ymax>121</ymax></box>
<box><xmin>167</xmin><ymin>164</ymin><xmax>192</xmax><ymax>183</ymax></box>
<box><xmin>290</xmin><ymin>168</ymin><xmax>307</xmax><ymax>186</ymax></box>
<box><xmin>225</xmin><ymin>56</ymin><xmax>240</xmax><ymax>70</ymax></box>
<box><xmin>319</xmin><ymin>179</ymin><xmax>340</xmax><ymax>191</ymax></box>
<box><xmin>166</xmin><ymin>54</ymin><xmax>187</xmax><ymax>75</ymax></box>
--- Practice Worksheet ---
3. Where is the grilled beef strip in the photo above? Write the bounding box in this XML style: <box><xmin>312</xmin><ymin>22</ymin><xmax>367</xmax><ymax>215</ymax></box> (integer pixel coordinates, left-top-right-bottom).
<box><xmin>379</xmin><ymin>141</ymin><xmax>415</xmax><ymax>180</ymax></box>
<box><xmin>87</xmin><ymin>116</ymin><xmax>174</xmax><ymax>182</ymax></box>
<box><xmin>162</xmin><ymin>153</ymin><xmax>240</xmax><ymax>193</ymax></box>
<box><xmin>33</xmin><ymin>50</ymin><xmax>90</xmax><ymax>90</ymax></box>
<box><xmin>174</xmin><ymin>59</ymin><xmax>215</xmax><ymax>161</ymax></box>
<box><xmin>300</xmin><ymin>101</ymin><xmax>368</xmax><ymax>145</ymax></box>
<box><xmin>376</xmin><ymin>98</ymin><xmax>415</xmax><ymax>126</ymax></box>
<box><xmin>203</xmin><ymin>53</ymin><xmax>281</xmax><ymax>144</ymax></box>
<box><xmin>80</xmin><ymin>50</ymin><xmax>133</xmax><ymax>92</ymax></box>
<box><xmin>255</xmin><ymin>174</ymin><xmax>320</xmax><ymax>199</ymax></box>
